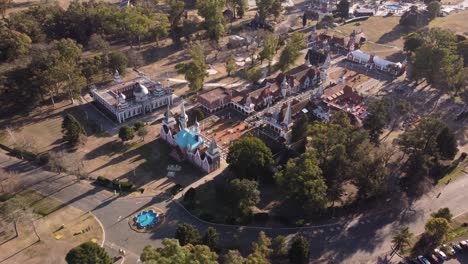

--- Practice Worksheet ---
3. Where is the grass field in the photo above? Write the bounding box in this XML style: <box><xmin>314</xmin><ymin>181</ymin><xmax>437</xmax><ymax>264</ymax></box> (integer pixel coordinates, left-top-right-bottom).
<box><xmin>429</xmin><ymin>10</ymin><xmax>468</xmax><ymax>36</ymax></box>
<box><xmin>437</xmin><ymin>159</ymin><xmax>468</xmax><ymax>186</ymax></box>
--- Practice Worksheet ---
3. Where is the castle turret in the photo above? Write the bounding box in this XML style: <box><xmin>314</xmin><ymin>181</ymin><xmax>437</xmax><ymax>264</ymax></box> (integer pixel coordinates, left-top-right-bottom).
<box><xmin>163</xmin><ymin>103</ymin><xmax>177</xmax><ymax>128</ymax></box>
<box><xmin>282</xmin><ymin>102</ymin><xmax>292</xmax><ymax>127</ymax></box>
<box><xmin>179</xmin><ymin>101</ymin><xmax>188</xmax><ymax>129</ymax></box>
<box><xmin>193</xmin><ymin>118</ymin><xmax>200</xmax><ymax>135</ymax></box>
<box><xmin>281</xmin><ymin>76</ymin><xmax>290</xmax><ymax>98</ymax></box>
<box><xmin>114</xmin><ymin>70</ymin><xmax>122</xmax><ymax>84</ymax></box>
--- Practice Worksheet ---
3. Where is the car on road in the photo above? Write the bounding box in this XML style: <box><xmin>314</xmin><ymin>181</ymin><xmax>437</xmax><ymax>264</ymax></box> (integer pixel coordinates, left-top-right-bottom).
<box><xmin>434</xmin><ymin>248</ymin><xmax>447</xmax><ymax>260</ymax></box>
<box><xmin>442</xmin><ymin>244</ymin><xmax>456</xmax><ymax>256</ymax></box>
<box><xmin>460</xmin><ymin>240</ymin><xmax>468</xmax><ymax>249</ymax></box>
<box><xmin>416</xmin><ymin>255</ymin><xmax>431</xmax><ymax>264</ymax></box>
<box><xmin>451</xmin><ymin>242</ymin><xmax>463</xmax><ymax>251</ymax></box>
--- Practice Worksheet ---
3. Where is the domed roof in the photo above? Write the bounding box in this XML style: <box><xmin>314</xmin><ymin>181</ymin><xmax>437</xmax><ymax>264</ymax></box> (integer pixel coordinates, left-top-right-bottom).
<box><xmin>119</xmin><ymin>93</ymin><xmax>126</xmax><ymax>100</ymax></box>
<box><xmin>134</xmin><ymin>82</ymin><xmax>149</xmax><ymax>96</ymax></box>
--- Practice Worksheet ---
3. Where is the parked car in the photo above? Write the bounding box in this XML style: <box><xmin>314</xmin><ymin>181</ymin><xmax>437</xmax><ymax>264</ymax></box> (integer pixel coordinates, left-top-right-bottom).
<box><xmin>441</xmin><ymin>244</ymin><xmax>456</xmax><ymax>256</ymax></box>
<box><xmin>416</xmin><ymin>256</ymin><xmax>431</xmax><ymax>264</ymax></box>
<box><xmin>451</xmin><ymin>242</ymin><xmax>463</xmax><ymax>251</ymax></box>
<box><xmin>460</xmin><ymin>240</ymin><xmax>468</xmax><ymax>248</ymax></box>
<box><xmin>434</xmin><ymin>248</ymin><xmax>447</xmax><ymax>260</ymax></box>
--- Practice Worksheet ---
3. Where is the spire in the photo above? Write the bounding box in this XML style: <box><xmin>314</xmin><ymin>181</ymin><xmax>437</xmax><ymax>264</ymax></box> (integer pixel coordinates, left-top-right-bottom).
<box><xmin>193</xmin><ymin>118</ymin><xmax>200</xmax><ymax>134</ymax></box>
<box><xmin>207</xmin><ymin>138</ymin><xmax>220</xmax><ymax>156</ymax></box>
<box><xmin>282</xmin><ymin>102</ymin><xmax>292</xmax><ymax>126</ymax></box>
<box><xmin>114</xmin><ymin>70</ymin><xmax>122</xmax><ymax>84</ymax></box>
<box><xmin>179</xmin><ymin>101</ymin><xmax>188</xmax><ymax>129</ymax></box>
<box><xmin>163</xmin><ymin>103</ymin><xmax>176</xmax><ymax>127</ymax></box>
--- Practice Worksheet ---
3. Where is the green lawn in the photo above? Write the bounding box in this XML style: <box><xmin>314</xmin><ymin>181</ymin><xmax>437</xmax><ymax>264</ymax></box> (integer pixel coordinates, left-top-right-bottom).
<box><xmin>437</xmin><ymin>159</ymin><xmax>467</xmax><ymax>186</ymax></box>
<box><xmin>16</xmin><ymin>190</ymin><xmax>63</xmax><ymax>216</ymax></box>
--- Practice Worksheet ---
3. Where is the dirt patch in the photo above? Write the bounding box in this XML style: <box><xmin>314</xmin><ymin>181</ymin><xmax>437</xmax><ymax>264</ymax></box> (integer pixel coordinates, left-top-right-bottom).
<box><xmin>0</xmin><ymin>202</ymin><xmax>103</xmax><ymax>264</ymax></box>
<box><xmin>429</xmin><ymin>10</ymin><xmax>468</xmax><ymax>36</ymax></box>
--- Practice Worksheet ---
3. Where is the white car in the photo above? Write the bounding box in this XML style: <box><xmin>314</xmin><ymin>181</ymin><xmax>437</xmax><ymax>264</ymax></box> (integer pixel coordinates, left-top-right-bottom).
<box><xmin>460</xmin><ymin>240</ymin><xmax>468</xmax><ymax>248</ymax></box>
<box><xmin>442</xmin><ymin>244</ymin><xmax>456</xmax><ymax>255</ymax></box>
<box><xmin>434</xmin><ymin>248</ymin><xmax>447</xmax><ymax>260</ymax></box>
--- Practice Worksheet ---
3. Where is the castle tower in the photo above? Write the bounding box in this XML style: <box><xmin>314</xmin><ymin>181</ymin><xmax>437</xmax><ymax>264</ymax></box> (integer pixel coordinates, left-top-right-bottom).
<box><xmin>179</xmin><ymin>101</ymin><xmax>188</xmax><ymax>129</ymax></box>
<box><xmin>193</xmin><ymin>118</ymin><xmax>200</xmax><ymax>135</ymax></box>
<box><xmin>163</xmin><ymin>103</ymin><xmax>177</xmax><ymax>128</ymax></box>
<box><xmin>206</xmin><ymin>138</ymin><xmax>221</xmax><ymax>171</ymax></box>
<box><xmin>114</xmin><ymin>70</ymin><xmax>122</xmax><ymax>84</ymax></box>
<box><xmin>282</xmin><ymin>102</ymin><xmax>292</xmax><ymax>127</ymax></box>
<box><xmin>281</xmin><ymin>76</ymin><xmax>290</xmax><ymax>98</ymax></box>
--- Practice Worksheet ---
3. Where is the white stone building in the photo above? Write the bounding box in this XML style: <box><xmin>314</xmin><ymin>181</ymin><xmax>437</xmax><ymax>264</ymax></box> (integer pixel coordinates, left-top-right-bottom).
<box><xmin>90</xmin><ymin>72</ymin><xmax>172</xmax><ymax>123</ymax></box>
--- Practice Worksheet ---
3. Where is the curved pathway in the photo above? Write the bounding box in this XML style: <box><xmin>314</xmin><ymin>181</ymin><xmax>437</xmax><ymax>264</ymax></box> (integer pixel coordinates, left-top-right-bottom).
<box><xmin>1</xmin><ymin>153</ymin><xmax>468</xmax><ymax>263</ymax></box>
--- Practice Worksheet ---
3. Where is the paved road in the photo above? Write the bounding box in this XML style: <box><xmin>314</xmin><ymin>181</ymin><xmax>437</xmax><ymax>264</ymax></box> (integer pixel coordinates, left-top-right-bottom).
<box><xmin>1</xmin><ymin>153</ymin><xmax>468</xmax><ymax>264</ymax></box>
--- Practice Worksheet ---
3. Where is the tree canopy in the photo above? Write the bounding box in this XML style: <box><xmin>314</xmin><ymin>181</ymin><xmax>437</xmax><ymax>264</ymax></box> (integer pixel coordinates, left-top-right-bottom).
<box><xmin>175</xmin><ymin>223</ymin><xmax>201</xmax><ymax>246</ymax></box>
<box><xmin>424</xmin><ymin>217</ymin><xmax>451</xmax><ymax>244</ymax></box>
<box><xmin>140</xmin><ymin>239</ymin><xmax>218</xmax><ymax>264</ymax></box>
<box><xmin>65</xmin><ymin>242</ymin><xmax>112</xmax><ymax>264</ymax></box>
<box><xmin>226</xmin><ymin>137</ymin><xmax>273</xmax><ymax>180</ymax></box>
<box><xmin>288</xmin><ymin>235</ymin><xmax>310</xmax><ymax>264</ymax></box>
<box><xmin>228</xmin><ymin>178</ymin><xmax>261</xmax><ymax>215</ymax></box>
<box><xmin>119</xmin><ymin>125</ymin><xmax>135</xmax><ymax>142</ymax></box>
<box><xmin>62</xmin><ymin>114</ymin><xmax>84</xmax><ymax>146</ymax></box>
<box><xmin>279</xmin><ymin>33</ymin><xmax>306</xmax><ymax>71</ymax></box>
<box><xmin>197</xmin><ymin>0</ymin><xmax>226</xmax><ymax>42</ymax></box>
<box><xmin>176</xmin><ymin>44</ymin><xmax>208</xmax><ymax>91</ymax></box>
<box><xmin>336</xmin><ymin>0</ymin><xmax>350</xmax><ymax>19</ymax></box>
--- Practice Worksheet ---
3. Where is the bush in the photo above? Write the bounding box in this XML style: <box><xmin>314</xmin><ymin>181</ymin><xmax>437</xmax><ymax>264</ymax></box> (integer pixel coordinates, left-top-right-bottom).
<box><xmin>96</xmin><ymin>176</ymin><xmax>111</xmax><ymax>186</ymax></box>
<box><xmin>110</xmin><ymin>180</ymin><xmax>134</xmax><ymax>192</ymax></box>
<box><xmin>133</xmin><ymin>121</ymin><xmax>145</xmax><ymax>131</ymax></box>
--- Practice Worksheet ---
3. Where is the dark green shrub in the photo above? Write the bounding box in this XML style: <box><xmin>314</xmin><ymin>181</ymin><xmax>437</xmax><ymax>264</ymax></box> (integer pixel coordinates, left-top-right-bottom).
<box><xmin>96</xmin><ymin>176</ymin><xmax>111</xmax><ymax>186</ymax></box>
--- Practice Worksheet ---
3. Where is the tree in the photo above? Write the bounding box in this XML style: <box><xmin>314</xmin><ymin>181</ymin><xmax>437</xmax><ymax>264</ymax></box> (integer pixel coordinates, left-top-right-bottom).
<box><xmin>137</xmin><ymin>127</ymin><xmax>149</xmax><ymax>141</ymax></box>
<box><xmin>255</xmin><ymin>0</ymin><xmax>283</xmax><ymax>22</ymax></box>
<box><xmin>87</xmin><ymin>34</ymin><xmax>109</xmax><ymax>51</ymax></box>
<box><xmin>118</xmin><ymin>125</ymin><xmax>135</xmax><ymax>142</ymax></box>
<box><xmin>275</xmin><ymin>152</ymin><xmax>328</xmax><ymax>209</ymax></box>
<box><xmin>288</xmin><ymin>235</ymin><xmax>309</xmax><ymax>264</ymax></box>
<box><xmin>189</xmin><ymin>108</ymin><xmax>205</xmax><ymax>125</ymax></box>
<box><xmin>246</xmin><ymin>231</ymin><xmax>272</xmax><ymax>264</ymax></box>
<box><xmin>226</xmin><ymin>137</ymin><xmax>273</xmax><ymax>180</ymax></box>
<box><xmin>196</xmin><ymin>0</ymin><xmax>226</xmax><ymax>42</ymax></box>
<box><xmin>148</xmin><ymin>12</ymin><xmax>170</xmax><ymax>46</ymax></box>
<box><xmin>336</xmin><ymin>0</ymin><xmax>350</xmax><ymax>19</ymax></box>
<box><xmin>0</xmin><ymin>0</ymin><xmax>12</xmax><ymax>18</ymax></box>
<box><xmin>140</xmin><ymin>239</ymin><xmax>218</xmax><ymax>264</ymax></box>
<box><xmin>391</xmin><ymin>226</ymin><xmax>413</xmax><ymax>255</ymax></box>
<box><xmin>62</xmin><ymin>114</ymin><xmax>84</xmax><ymax>146</ymax></box>
<box><xmin>424</xmin><ymin>217</ymin><xmax>451</xmax><ymax>244</ymax></box>
<box><xmin>65</xmin><ymin>242</ymin><xmax>112</xmax><ymax>264</ymax></box>
<box><xmin>202</xmin><ymin>227</ymin><xmax>219</xmax><ymax>251</ymax></box>
<box><xmin>224</xmin><ymin>250</ymin><xmax>246</xmax><ymax>264</ymax></box>
<box><xmin>435</xmin><ymin>127</ymin><xmax>458</xmax><ymax>160</ymax></box>
<box><xmin>107</xmin><ymin>51</ymin><xmax>128</xmax><ymax>75</ymax></box>
<box><xmin>259</xmin><ymin>33</ymin><xmax>279</xmax><ymax>72</ymax></box>
<box><xmin>231</xmin><ymin>0</ymin><xmax>247</xmax><ymax>18</ymax></box>
<box><xmin>175</xmin><ymin>223</ymin><xmax>201</xmax><ymax>246</ymax></box>
<box><xmin>168</xmin><ymin>0</ymin><xmax>185</xmax><ymax>43</ymax></box>
<box><xmin>176</xmin><ymin>44</ymin><xmax>208</xmax><ymax>91</ymax></box>
<box><xmin>228</xmin><ymin>178</ymin><xmax>261</xmax><ymax>215</ymax></box>
<box><xmin>226</xmin><ymin>55</ymin><xmax>237</xmax><ymax>76</ymax></box>
<box><xmin>431</xmin><ymin>208</ymin><xmax>453</xmax><ymax>222</ymax></box>
<box><xmin>398</xmin><ymin>118</ymin><xmax>458</xmax><ymax>160</ymax></box>
<box><xmin>278</xmin><ymin>33</ymin><xmax>306</xmax><ymax>72</ymax></box>
<box><xmin>271</xmin><ymin>235</ymin><xmax>287</xmax><ymax>257</ymax></box>
<box><xmin>363</xmin><ymin>98</ymin><xmax>391</xmax><ymax>144</ymax></box>
<box><xmin>427</xmin><ymin>1</ymin><xmax>441</xmax><ymax>20</ymax></box>
<box><xmin>291</xmin><ymin>114</ymin><xmax>308</xmax><ymax>142</ymax></box>
<box><xmin>246</xmin><ymin>66</ymin><xmax>263</xmax><ymax>84</ymax></box>
<box><xmin>133</xmin><ymin>121</ymin><xmax>145</xmax><ymax>131</ymax></box>
<box><xmin>0</xmin><ymin>28</ymin><xmax>32</xmax><ymax>62</ymax></box>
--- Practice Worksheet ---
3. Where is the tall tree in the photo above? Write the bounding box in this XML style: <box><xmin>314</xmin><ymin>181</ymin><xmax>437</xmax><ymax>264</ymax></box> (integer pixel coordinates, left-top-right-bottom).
<box><xmin>246</xmin><ymin>66</ymin><xmax>263</xmax><ymax>83</ymax></box>
<box><xmin>435</xmin><ymin>127</ymin><xmax>458</xmax><ymax>160</ymax></box>
<box><xmin>118</xmin><ymin>125</ymin><xmax>135</xmax><ymax>142</ymax></box>
<box><xmin>226</xmin><ymin>55</ymin><xmax>236</xmax><ymax>77</ymax></box>
<box><xmin>168</xmin><ymin>0</ymin><xmax>185</xmax><ymax>43</ymax></box>
<box><xmin>278</xmin><ymin>33</ymin><xmax>306</xmax><ymax>71</ymax></box>
<box><xmin>424</xmin><ymin>217</ymin><xmax>451</xmax><ymax>245</ymax></box>
<box><xmin>427</xmin><ymin>1</ymin><xmax>441</xmax><ymax>20</ymax></box>
<box><xmin>228</xmin><ymin>178</ymin><xmax>261</xmax><ymax>215</ymax></box>
<box><xmin>175</xmin><ymin>223</ymin><xmax>201</xmax><ymax>246</ymax></box>
<box><xmin>271</xmin><ymin>235</ymin><xmax>287</xmax><ymax>257</ymax></box>
<box><xmin>226</xmin><ymin>137</ymin><xmax>273</xmax><ymax>180</ymax></box>
<box><xmin>0</xmin><ymin>27</ymin><xmax>32</xmax><ymax>62</ymax></box>
<box><xmin>391</xmin><ymin>226</ymin><xmax>413</xmax><ymax>255</ymax></box>
<box><xmin>336</xmin><ymin>0</ymin><xmax>350</xmax><ymax>19</ymax></box>
<box><xmin>431</xmin><ymin>208</ymin><xmax>453</xmax><ymax>222</ymax></box>
<box><xmin>0</xmin><ymin>0</ymin><xmax>11</xmax><ymax>18</ymax></box>
<box><xmin>176</xmin><ymin>44</ymin><xmax>208</xmax><ymax>91</ymax></box>
<box><xmin>259</xmin><ymin>33</ymin><xmax>279</xmax><ymax>71</ymax></box>
<box><xmin>202</xmin><ymin>227</ymin><xmax>219</xmax><ymax>251</ymax></box>
<box><xmin>148</xmin><ymin>12</ymin><xmax>170</xmax><ymax>46</ymax></box>
<box><xmin>246</xmin><ymin>231</ymin><xmax>272</xmax><ymax>264</ymax></box>
<box><xmin>65</xmin><ymin>242</ymin><xmax>112</xmax><ymax>264</ymax></box>
<box><xmin>197</xmin><ymin>0</ymin><xmax>226</xmax><ymax>42</ymax></box>
<box><xmin>363</xmin><ymin>98</ymin><xmax>391</xmax><ymax>144</ymax></box>
<box><xmin>224</xmin><ymin>250</ymin><xmax>246</xmax><ymax>264</ymax></box>
<box><xmin>291</xmin><ymin>114</ymin><xmax>309</xmax><ymax>142</ymax></box>
<box><xmin>275</xmin><ymin>152</ymin><xmax>328</xmax><ymax>210</ymax></box>
<box><xmin>107</xmin><ymin>51</ymin><xmax>128</xmax><ymax>75</ymax></box>
<box><xmin>140</xmin><ymin>239</ymin><xmax>218</xmax><ymax>264</ymax></box>
<box><xmin>62</xmin><ymin>114</ymin><xmax>84</xmax><ymax>146</ymax></box>
<box><xmin>288</xmin><ymin>235</ymin><xmax>310</xmax><ymax>264</ymax></box>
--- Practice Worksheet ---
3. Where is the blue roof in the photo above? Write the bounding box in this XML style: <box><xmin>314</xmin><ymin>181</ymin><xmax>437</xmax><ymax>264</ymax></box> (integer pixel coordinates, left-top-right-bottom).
<box><xmin>175</xmin><ymin>128</ymin><xmax>204</xmax><ymax>152</ymax></box>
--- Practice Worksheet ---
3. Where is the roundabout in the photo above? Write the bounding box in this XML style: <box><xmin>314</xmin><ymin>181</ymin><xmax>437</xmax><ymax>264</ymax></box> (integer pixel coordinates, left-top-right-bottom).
<box><xmin>128</xmin><ymin>207</ymin><xmax>165</xmax><ymax>233</ymax></box>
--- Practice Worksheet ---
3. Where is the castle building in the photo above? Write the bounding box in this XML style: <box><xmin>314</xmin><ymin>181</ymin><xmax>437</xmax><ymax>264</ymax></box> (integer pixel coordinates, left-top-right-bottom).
<box><xmin>91</xmin><ymin>71</ymin><xmax>172</xmax><ymax>123</ymax></box>
<box><xmin>347</xmin><ymin>50</ymin><xmax>406</xmax><ymax>76</ymax></box>
<box><xmin>160</xmin><ymin>102</ymin><xmax>221</xmax><ymax>173</ymax></box>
